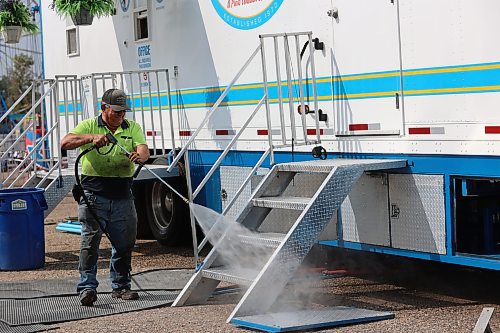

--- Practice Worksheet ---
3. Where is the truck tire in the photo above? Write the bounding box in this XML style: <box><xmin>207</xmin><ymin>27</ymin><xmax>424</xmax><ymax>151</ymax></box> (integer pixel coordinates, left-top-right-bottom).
<box><xmin>144</xmin><ymin>177</ymin><xmax>190</xmax><ymax>245</ymax></box>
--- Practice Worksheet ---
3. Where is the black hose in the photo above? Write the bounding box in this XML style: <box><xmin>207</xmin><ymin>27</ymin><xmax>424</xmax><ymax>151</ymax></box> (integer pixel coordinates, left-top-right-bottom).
<box><xmin>74</xmin><ymin>145</ymin><xmax>149</xmax><ymax>294</ymax></box>
<box><xmin>74</xmin><ymin>145</ymin><xmax>114</xmax><ymax>244</ymax></box>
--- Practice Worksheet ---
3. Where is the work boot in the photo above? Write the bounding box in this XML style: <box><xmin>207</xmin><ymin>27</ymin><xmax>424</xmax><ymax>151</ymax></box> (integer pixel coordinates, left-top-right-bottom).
<box><xmin>79</xmin><ymin>289</ymin><xmax>97</xmax><ymax>306</ymax></box>
<box><xmin>111</xmin><ymin>288</ymin><xmax>139</xmax><ymax>300</ymax></box>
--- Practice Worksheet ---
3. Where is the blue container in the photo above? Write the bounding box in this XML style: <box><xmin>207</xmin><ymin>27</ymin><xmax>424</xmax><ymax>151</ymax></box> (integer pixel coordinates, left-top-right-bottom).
<box><xmin>0</xmin><ymin>188</ymin><xmax>47</xmax><ymax>270</ymax></box>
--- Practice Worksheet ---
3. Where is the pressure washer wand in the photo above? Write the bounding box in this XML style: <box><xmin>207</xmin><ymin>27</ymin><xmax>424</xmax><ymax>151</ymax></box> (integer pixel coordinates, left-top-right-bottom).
<box><xmin>105</xmin><ymin>133</ymin><xmax>189</xmax><ymax>204</ymax></box>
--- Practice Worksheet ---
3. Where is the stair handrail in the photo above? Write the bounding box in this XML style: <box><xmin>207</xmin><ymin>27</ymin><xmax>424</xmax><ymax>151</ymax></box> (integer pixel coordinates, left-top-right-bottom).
<box><xmin>0</xmin><ymin>82</ymin><xmax>34</xmax><ymax>124</ymax></box>
<box><xmin>196</xmin><ymin>146</ymin><xmax>271</xmax><ymax>253</ymax></box>
<box><xmin>192</xmin><ymin>96</ymin><xmax>266</xmax><ymax>199</ymax></box>
<box><xmin>4</xmin><ymin>105</ymin><xmax>59</xmax><ymax>188</ymax></box>
<box><xmin>166</xmin><ymin>45</ymin><xmax>261</xmax><ymax>174</ymax></box>
<box><xmin>1</xmin><ymin>80</ymin><xmax>58</xmax><ymax>188</ymax></box>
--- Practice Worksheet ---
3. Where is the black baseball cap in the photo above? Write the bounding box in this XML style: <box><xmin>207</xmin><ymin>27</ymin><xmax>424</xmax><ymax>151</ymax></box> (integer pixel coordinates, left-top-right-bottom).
<box><xmin>101</xmin><ymin>89</ymin><xmax>131</xmax><ymax>111</ymax></box>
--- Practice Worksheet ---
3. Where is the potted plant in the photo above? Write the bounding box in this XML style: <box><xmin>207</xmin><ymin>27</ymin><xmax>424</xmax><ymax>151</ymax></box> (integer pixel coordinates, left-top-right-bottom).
<box><xmin>51</xmin><ymin>0</ymin><xmax>115</xmax><ymax>26</ymax></box>
<box><xmin>0</xmin><ymin>0</ymin><xmax>38</xmax><ymax>44</ymax></box>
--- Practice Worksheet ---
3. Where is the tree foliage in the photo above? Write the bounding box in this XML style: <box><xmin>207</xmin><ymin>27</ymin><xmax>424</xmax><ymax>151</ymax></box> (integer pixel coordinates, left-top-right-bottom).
<box><xmin>0</xmin><ymin>53</ymin><xmax>35</xmax><ymax>112</ymax></box>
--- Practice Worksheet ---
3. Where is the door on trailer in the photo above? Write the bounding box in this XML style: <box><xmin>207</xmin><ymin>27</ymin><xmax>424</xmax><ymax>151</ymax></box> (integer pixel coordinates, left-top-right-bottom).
<box><xmin>332</xmin><ymin>0</ymin><xmax>402</xmax><ymax>136</ymax></box>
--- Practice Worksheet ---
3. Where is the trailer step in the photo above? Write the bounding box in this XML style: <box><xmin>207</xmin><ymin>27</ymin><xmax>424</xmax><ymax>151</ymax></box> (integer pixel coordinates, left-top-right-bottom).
<box><xmin>202</xmin><ymin>266</ymin><xmax>257</xmax><ymax>286</ymax></box>
<box><xmin>236</xmin><ymin>232</ymin><xmax>285</xmax><ymax>248</ymax></box>
<box><xmin>277</xmin><ymin>159</ymin><xmax>406</xmax><ymax>173</ymax></box>
<box><xmin>252</xmin><ymin>196</ymin><xmax>310</xmax><ymax>210</ymax></box>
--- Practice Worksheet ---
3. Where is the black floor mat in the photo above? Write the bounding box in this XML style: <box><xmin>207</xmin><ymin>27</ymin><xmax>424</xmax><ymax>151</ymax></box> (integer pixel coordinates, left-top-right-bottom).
<box><xmin>0</xmin><ymin>269</ymin><xmax>192</xmax><ymax>299</ymax></box>
<box><xmin>0</xmin><ymin>290</ymin><xmax>178</xmax><ymax>326</ymax></box>
<box><xmin>0</xmin><ymin>320</ymin><xmax>57</xmax><ymax>333</ymax></box>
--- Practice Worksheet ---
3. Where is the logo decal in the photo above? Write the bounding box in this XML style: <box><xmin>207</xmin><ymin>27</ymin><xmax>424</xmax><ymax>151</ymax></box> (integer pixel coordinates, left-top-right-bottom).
<box><xmin>11</xmin><ymin>199</ymin><xmax>27</xmax><ymax>211</ymax></box>
<box><xmin>211</xmin><ymin>0</ymin><xmax>284</xmax><ymax>30</ymax></box>
<box><xmin>120</xmin><ymin>0</ymin><xmax>130</xmax><ymax>12</ymax></box>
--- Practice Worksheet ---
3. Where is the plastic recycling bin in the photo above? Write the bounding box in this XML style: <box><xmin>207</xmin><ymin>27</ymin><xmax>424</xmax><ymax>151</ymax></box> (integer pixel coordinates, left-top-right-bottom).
<box><xmin>0</xmin><ymin>188</ymin><xmax>47</xmax><ymax>270</ymax></box>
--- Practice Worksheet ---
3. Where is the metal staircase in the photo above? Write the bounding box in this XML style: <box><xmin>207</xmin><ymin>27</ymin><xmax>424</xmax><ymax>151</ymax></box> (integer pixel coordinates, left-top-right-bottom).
<box><xmin>173</xmin><ymin>158</ymin><xmax>406</xmax><ymax>323</ymax></box>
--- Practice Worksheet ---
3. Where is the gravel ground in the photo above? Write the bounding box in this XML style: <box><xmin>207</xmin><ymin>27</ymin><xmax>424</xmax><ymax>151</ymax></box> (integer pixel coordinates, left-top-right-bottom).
<box><xmin>1</xmin><ymin>195</ymin><xmax>499</xmax><ymax>332</ymax></box>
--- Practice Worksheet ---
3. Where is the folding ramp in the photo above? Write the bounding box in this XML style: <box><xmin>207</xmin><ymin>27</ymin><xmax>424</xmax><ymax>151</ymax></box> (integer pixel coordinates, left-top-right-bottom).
<box><xmin>173</xmin><ymin>158</ymin><xmax>406</xmax><ymax>332</ymax></box>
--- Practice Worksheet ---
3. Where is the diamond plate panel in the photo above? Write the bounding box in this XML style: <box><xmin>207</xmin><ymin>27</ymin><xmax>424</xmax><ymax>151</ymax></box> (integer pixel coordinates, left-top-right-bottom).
<box><xmin>278</xmin><ymin>159</ymin><xmax>406</xmax><ymax>173</ymax></box>
<box><xmin>231</xmin><ymin>165</ymin><xmax>365</xmax><ymax>318</ymax></box>
<box><xmin>389</xmin><ymin>174</ymin><xmax>446</xmax><ymax>254</ymax></box>
<box><xmin>220</xmin><ymin>166</ymin><xmax>269</xmax><ymax>219</ymax></box>
<box><xmin>341</xmin><ymin>173</ymin><xmax>390</xmax><ymax>246</ymax></box>
<box><xmin>202</xmin><ymin>266</ymin><xmax>255</xmax><ymax>286</ymax></box>
<box><xmin>232</xmin><ymin>307</ymin><xmax>394</xmax><ymax>332</ymax></box>
<box><xmin>318</xmin><ymin>213</ymin><xmax>338</xmax><ymax>241</ymax></box>
<box><xmin>237</xmin><ymin>232</ymin><xmax>284</xmax><ymax>248</ymax></box>
<box><xmin>42</xmin><ymin>174</ymin><xmax>75</xmax><ymax>217</ymax></box>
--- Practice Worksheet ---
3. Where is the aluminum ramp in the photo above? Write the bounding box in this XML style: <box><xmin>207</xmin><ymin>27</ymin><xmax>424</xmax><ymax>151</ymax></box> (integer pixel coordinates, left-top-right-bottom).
<box><xmin>172</xmin><ymin>158</ymin><xmax>406</xmax><ymax>328</ymax></box>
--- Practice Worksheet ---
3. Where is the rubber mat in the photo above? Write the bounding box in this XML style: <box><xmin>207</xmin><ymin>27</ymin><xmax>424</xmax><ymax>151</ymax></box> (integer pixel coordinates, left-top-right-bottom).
<box><xmin>0</xmin><ymin>269</ymin><xmax>192</xmax><ymax>299</ymax></box>
<box><xmin>0</xmin><ymin>290</ymin><xmax>178</xmax><ymax>326</ymax></box>
<box><xmin>0</xmin><ymin>320</ymin><xmax>57</xmax><ymax>333</ymax></box>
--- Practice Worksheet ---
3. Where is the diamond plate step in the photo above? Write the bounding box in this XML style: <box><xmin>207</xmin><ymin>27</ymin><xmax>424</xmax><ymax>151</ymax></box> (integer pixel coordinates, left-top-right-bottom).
<box><xmin>231</xmin><ymin>307</ymin><xmax>395</xmax><ymax>332</ymax></box>
<box><xmin>277</xmin><ymin>159</ymin><xmax>407</xmax><ymax>173</ymax></box>
<box><xmin>236</xmin><ymin>232</ymin><xmax>285</xmax><ymax>248</ymax></box>
<box><xmin>202</xmin><ymin>266</ymin><xmax>257</xmax><ymax>286</ymax></box>
<box><xmin>252</xmin><ymin>196</ymin><xmax>310</xmax><ymax>210</ymax></box>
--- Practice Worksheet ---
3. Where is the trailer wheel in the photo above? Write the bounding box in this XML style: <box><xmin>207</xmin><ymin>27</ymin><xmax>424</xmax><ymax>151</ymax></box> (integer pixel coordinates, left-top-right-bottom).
<box><xmin>145</xmin><ymin>177</ymin><xmax>190</xmax><ymax>245</ymax></box>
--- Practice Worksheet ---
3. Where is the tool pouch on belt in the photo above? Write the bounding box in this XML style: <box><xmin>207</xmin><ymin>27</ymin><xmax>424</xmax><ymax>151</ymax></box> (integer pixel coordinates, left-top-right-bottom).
<box><xmin>72</xmin><ymin>184</ymin><xmax>82</xmax><ymax>203</ymax></box>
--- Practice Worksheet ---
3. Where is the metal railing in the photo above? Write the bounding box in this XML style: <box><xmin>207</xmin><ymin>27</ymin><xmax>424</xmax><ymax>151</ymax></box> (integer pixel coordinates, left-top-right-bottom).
<box><xmin>0</xmin><ymin>78</ymin><xmax>68</xmax><ymax>190</ymax></box>
<box><xmin>166</xmin><ymin>32</ymin><xmax>322</xmax><ymax>264</ymax></box>
<box><xmin>86</xmin><ymin>69</ymin><xmax>176</xmax><ymax>159</ymax></box>
<box><xmin>0</xmin><ymin>32</ymin><xmax>322</xmax><ymax>269</ymax></box>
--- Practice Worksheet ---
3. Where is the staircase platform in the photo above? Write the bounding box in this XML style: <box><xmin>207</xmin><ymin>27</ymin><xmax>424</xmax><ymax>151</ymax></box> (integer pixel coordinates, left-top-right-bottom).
<box><xmin>277</xmin><ymin>158</ymin><xmax>406</xmax><ymax>173</ymax></box>
<box><xmin>231</xmin><ymin>307</ymin><xmax>395</xmax><ymax>332</ymax></box>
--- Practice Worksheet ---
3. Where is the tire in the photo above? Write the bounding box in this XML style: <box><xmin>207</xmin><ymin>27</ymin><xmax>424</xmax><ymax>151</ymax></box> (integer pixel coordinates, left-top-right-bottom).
<box><xmin>145</xmin><ymin>177</ymin><xmax>190</xmax><ymax>246</ymax></box>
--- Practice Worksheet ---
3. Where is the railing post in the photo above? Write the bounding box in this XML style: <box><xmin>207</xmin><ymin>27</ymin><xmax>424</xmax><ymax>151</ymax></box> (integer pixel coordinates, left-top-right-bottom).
<box><xmin>308</xmin><ymin>33</ymin><xmax>321</xmax><ymax>143</ymax></box>
<box><xmin>166</xmin><ymin>69</ymin><xmax>177</xmax><ymax>158</ymax></box>
<box><xmin>295</xmin><ymin>35</ymin><xmax>308</xmax><ymax>142</ymax></box>
<box><xmin>260</xmin><ymin>36</ymin><xmax>275</xmax><ymax>165</ymax></box>
<box><xmin>284</xmin><ymin>35</ymin><xmax>297</xmax><ymax>147</ymax></box>
<box><xmin>273</xmin><ymin>36</ymin><xmax>287</xmax><ymax>145</ymax></box>
<box><xmin>184</xmin><ymin>151</ymin><xmax>199</xmax><ymax>266</ymax></box>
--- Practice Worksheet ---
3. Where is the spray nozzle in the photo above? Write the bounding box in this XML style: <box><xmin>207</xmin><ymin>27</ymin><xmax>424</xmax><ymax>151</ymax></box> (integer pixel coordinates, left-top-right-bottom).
<box><xmin>105</xmin><ymin>132</ymin><xmax>118</xmax><ymax>145</ymax></box>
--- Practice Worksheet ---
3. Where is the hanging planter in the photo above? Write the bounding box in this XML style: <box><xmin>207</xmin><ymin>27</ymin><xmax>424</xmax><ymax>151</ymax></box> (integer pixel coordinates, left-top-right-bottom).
<box><xmin>1</xmin><ymin>25</ymin><xmax>21</xmax><ymax>43</ymax></box>
<box><xmin>71</xmin><ymin>7</ymin><xmax>93</xmax><ymax>26</ymax></box>
<box><xmin>51</xmin><ymin>0</ymin><xmax>115</xmax><ymax>27</ymax></box>
<box><xmin>0</xmin><ymin>0</ymin><xmax>38</xmax><ymax>44</ymax></box>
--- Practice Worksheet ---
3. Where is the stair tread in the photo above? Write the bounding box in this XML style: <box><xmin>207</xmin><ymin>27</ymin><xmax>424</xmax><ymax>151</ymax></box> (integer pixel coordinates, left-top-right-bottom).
<box><xmin>252</xmin><ymin>196</ymin><xmax>310</xmax><ymax>210</ymax></box>
<box><xmin>203</xmin><ymin>266</ymin><xmax>257</xmax><ymax>286</ymax></box>
<box><xmin>236</xmin><ymin>232</ymin><xmax>285</xmax><ymax>248</ymax></box>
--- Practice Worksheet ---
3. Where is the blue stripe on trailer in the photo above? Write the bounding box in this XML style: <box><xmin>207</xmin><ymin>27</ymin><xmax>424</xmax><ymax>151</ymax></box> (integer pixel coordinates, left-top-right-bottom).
<box><xmin>58</xmin><ymin>61</ymin><xmax>500</xmax><ymax>114</ymax></box>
